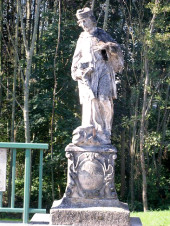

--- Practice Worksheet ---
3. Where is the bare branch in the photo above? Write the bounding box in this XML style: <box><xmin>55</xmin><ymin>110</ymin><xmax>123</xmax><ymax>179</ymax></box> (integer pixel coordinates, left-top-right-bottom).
<box><xmin>120</xmin><ymin>1</ymin><xmax>138</xmax><ymax>83</ymax></box>
<box><xmin>150</xmin><ymin>0</ymin><xmax>160</xmax><ymax>34</ymax></box>
<box><xmin>0</xmin><ymin>75</ymin><xmax>23</xmax><ymax>111</ymax></box>
<box><xmin>103</xmin><ymin>0</ymin><xmax>110</xmax><ymax>31</ymax></box>
<box><xmin>91</xmin><ymin>0</ymin><xmax>95</xmax><ymax>11</ymax></box>
<box><xmin>51</xmin><ymin>0</ymin><xmax>61</xmax><ymax>148</ymax></box>
<box><xmin>30</xmin><ymin>0</ymin><xmax>42</xmax><ymax>58</ymax></box>
<box><xmin>5</xmin><ymin>23</ymin><xmax>25</xmax><ymax>83</ymax></box>
<box><xmin>18</xmin><ymin>0</ymin><xmax>29</xmax><ymax>53</ymax></box>
<box><xmin>145</xmin><ymin>75</ymin><xmax>168</xmax><ymax>117</ymax></box>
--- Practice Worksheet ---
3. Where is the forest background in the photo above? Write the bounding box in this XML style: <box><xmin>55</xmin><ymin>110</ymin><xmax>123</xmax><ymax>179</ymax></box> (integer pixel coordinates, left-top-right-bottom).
<box><xmin>0</xmin><ymin>0</ymin><xmax>169</xmax><ymax>214</ymax></box>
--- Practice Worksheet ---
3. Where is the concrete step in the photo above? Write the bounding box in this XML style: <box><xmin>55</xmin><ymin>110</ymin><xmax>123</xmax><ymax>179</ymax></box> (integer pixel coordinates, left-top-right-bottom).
<box><xmin>0</xmin><ymin>215</ymin><xmax>142</xmax><ymax>226</ymax></box>
<box><xmin>30</xmin><ymin>213</ymin><xmax>50</xmax><ymax>224</ymax></box>
<box><xmin>131</xmin><ymin>217</ymin><xmax>143</xmax><ymax>226</ymax></box>
<box><xmin>30</xmin><ymin>213</ymin><xmax>142</xmax><ymax>226</ymax></box>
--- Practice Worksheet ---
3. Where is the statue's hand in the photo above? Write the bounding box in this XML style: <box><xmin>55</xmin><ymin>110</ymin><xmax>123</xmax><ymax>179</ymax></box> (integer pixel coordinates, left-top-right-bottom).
<box><xmin>88</xmin><ymin>67</ymin><xmax>94</xmax><ymax>73</ymax></box>
<box><xmin>83</xmin><ymin>67</ymin><xmax>94</xmax><ymax>77</ymax></box>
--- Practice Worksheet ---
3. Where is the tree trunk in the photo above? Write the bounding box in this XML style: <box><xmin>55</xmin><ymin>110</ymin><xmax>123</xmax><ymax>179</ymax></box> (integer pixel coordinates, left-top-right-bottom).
<box><xmin>139</xmin><ymin>50</ymin><xmax>149</xmax><ymax>212</ymax></box>
<box><xmin>19</xmin><ymin>0</ymin><xmax>42</xmax><ymax>142</ymax></box>
<box><xmin>120</xmin><ymin>128</ymin><xmax>126</xmax><ymax>199</ymax></box>
<box><xmin>50</xmin><ymin>0</ymin><xmax>61</xmax><ymax>201</ymax></box>
<box><xmin>11</xmin><ymin>2</ymin><xmax>19</xmax><ymax>143</ymax></box>
<box><xmin>0</xmin><ymin>0</ymin><xmax>2</xmax><ymax>115</ymax></box>
<box><xmin>158</xmin><ymin>84</ymin><xmax>169</xmax><ymax>167</ymax></box>
<box><xmin>103</xmin><ymin>0</ymin><xmax>110</xmax><ymax>31</ymax></box>
<box><xmin>39</xmin><ymin>0</ymin><xmax>45</xmax><ymax>51</ymax></box>
<box><xmin>26</xmin><ymin>0</ymin><xmax>31</xmax><ymax>47</ymax></box>
<box><xmin>24</xmin><ymin>65</ymin><xmax>31</xmax><ymax>142</ymax></box>
<box><xmin>36</xmin><ymin>17</ymin><xmax>40</xmax><ymax>54</ymax></box>
<box><xmin>91</xmin><ymin>0</ymin><xmax>95</xmax><ymax>11</ymax></box>
<box><xmin>130</xmin><ymin>92</ymin><xmax>138</xmax><ymax>210</ymax></box>
<box><xmin>7</xmin><ymin>1</ymin><xmax>19</xmax><ymax>207</ymax></box>
<box><xmin>150</xmin><ymin>0</ymin><xmax>160</xmax><ymax>34</ymax></box>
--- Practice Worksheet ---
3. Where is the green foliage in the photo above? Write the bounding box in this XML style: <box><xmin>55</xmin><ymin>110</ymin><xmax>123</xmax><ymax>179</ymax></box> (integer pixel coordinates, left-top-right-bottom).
<box><xmin>144</xmin><ymin>132</ymin><xmax>161</xmax><ymax>153</ymax></box>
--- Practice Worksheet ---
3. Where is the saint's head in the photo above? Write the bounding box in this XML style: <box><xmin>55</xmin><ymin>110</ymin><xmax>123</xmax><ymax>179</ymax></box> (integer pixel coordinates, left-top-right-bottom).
<box><xmin>76</xmin><ymin>7</ymin><xmax>97</xmax><ymax>33</ymax></box>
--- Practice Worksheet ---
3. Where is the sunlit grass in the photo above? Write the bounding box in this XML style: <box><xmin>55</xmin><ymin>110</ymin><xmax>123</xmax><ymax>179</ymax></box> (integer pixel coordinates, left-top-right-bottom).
<box><xmin>0</xmin><ymin>218</ymin><xmax>21</xmax><ymax>222</ymax></box>
<box><xmin>131</xmin><ymin>210</ymin><xmax>170</xmax><ymax>226</ymax></box>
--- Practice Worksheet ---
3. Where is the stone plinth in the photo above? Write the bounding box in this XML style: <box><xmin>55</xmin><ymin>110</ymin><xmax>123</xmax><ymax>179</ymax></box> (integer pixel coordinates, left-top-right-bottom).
<box><xmin>50</xmin><ymin>202</ymin><xmax>130</xmax><ymax>226</ymax></box>
<box><xmin>50</xmin><ymin>144</ymin><xmax>130</xmax><ymax>225</ymax></box>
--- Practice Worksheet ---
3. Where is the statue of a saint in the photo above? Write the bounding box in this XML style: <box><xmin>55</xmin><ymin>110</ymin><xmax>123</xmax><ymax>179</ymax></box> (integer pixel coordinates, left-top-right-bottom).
<box><xmin>71</xmin><ymin>7</ymin><xmax>123</xmax><ymax>146</ymax></box>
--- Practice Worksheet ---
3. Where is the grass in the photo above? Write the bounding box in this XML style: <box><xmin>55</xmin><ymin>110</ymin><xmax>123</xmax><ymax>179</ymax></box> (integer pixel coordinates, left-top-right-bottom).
<box><xmin>0</xmin><ymin>218</ymin><xmax>21</xmax><ymax>222</ymax></box>
<box><xmin>130</xmin><ymin>210</ymin><xmax>170</xmax><ymax>226</ymax></box>
<box><xmin>0</xmin><ymin>213</ymin><xmax>22</xmax><ymax>222</ymax></box>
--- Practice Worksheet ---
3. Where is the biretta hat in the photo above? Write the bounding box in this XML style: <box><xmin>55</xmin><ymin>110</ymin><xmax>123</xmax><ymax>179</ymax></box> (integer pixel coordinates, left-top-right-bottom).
<box><xmin>76</xmin><ymin>7</ymin><xmax>93</xmax><ymax>20</ymax></box>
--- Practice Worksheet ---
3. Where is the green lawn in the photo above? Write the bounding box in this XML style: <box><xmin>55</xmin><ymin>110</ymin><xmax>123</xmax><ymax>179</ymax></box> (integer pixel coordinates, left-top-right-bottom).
<box><xmin>131</xmin><ymin>210</ymin><xmax>170</xmax><ymax>226</ymax></box>
<box><xmin>0</xmin><ymin>218</ymin><xmax>21</xmax><ymax>222</ymax></box>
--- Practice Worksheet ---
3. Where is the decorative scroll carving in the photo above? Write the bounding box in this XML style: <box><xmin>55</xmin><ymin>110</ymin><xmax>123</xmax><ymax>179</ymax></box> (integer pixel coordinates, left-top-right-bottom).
<box><xmin>65</xmin><ymin>145</ymin><xmax>117</xmax><ymax>200</ymax></box>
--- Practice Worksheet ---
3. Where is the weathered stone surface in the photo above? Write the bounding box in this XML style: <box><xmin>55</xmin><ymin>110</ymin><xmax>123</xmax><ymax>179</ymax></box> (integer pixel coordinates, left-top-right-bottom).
<box><xmin>51</xmin><ymin>197</ymin><xmax>121</xmax><ymax>209</ymax></box>
<box><xmin>0</xmin><ymin>148</ymin><xmax>7</xmax><ymax>191</ymax></box>
<box><xmin>0</xmin><ymin>217</ymin><xmax>142</xmax><ymax>225</ymax></box>
<box><xmin>50</xmin><ymin>205</ymin><xmax>130</xmax><ymax>226</ymax></box>
<box><xmin>71</xmin><ymin>7</ymin><xmax>124</xmax><ymax>146</ymax></box>
<box><xmin>49</xmin><ymin>144</ymin><xmax>130</xmax><ymax>225</ymax></box>
<box><xmin>65</xmin><ymin>144</ymin><xmax>117</xmax><ymax>201</ymax></box>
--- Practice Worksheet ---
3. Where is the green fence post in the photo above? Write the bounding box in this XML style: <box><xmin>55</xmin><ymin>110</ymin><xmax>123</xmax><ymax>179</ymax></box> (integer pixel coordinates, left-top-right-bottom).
<box><xmin>0</xmin><ymin>192</ymin><xmax>3</xmax><ymax>207</ymax></box>
<box><xmin>38</xmin><ymin>149</ymin><xmax>43</xmax><ymax>209</ymax></box>
<box><xmin>23</xmin><ymin>149</ymin><xmax>31</xmax><ymax>223</ymax></box>
<box><xmin>11</xmin><ymin>149</ymin><xmax>16</xmax><ymax>208</ymax></box>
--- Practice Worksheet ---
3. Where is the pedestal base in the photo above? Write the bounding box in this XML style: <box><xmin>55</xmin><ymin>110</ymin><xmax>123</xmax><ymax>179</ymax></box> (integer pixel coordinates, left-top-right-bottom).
<box><xmin>50</xmin><ymin>201</ymin><xmax>130</xmax><ymax>226</ymax></box>
<box><xmin>50</xmin><ymin>144</ymin><xmax>131</xmax><ymax>225</ymax></box>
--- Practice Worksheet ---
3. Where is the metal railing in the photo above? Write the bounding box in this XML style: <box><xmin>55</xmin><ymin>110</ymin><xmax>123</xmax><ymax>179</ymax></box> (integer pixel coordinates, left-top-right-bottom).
<box><xmin>0</xmin><ymin>142</ymin><xmax>48</xmax><ymax>223</ymax></box>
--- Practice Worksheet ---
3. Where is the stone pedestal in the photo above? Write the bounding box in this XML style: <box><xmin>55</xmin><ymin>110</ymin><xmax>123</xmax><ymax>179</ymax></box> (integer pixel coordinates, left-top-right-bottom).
<box><xmin>50</xmin><ymin>204</ymin><xmax>130</xmax><ymax>226</ymax></box>
<box><xmin>50</xmin><ymin>144</ymin><xmax>130</xmax><ymax>225</ymax></box>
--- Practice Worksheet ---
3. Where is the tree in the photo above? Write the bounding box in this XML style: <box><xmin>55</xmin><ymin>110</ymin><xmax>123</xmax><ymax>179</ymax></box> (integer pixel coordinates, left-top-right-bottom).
<box><xmin>139</xmin><ymin>48</ymin><xmax>149</xmax><ymax>211</ymax></box>
<box><xmin>0</xmin><ymin>0</ymin><xmax>2</xmax><ymax>115</ymax></box>
<box><xmin>91</xmin><ymin>0</ymin><xmax>95</xmax><ymax>11</ymax></box>
<box><xmin>103</xmin><ymin>0</ymin><xmax>110</xmax><ymax>31</ymax></box>
<box><xmin>18</xmin><ymin>0</ymin><xmax>41</xmax><ymax>142</ymax></box>
<box><xmin>50</xmin><ymin>0</ymin><xmax>61</xmax><ymax>201</ymax></box>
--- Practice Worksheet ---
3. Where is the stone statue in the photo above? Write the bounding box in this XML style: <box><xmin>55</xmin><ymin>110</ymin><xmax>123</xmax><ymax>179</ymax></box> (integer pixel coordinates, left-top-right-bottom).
<box><xmin>71</xmin><ymin>7</ymin><xmax>124</xmax><ymax>146</ymax></box>
<box><xmin>50</xmin><ymin>8</ymin><xmax>132</xmax><ymax>226</ymax></box>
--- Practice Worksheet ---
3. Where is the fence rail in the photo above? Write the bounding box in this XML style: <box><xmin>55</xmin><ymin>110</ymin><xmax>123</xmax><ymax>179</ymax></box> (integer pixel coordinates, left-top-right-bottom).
<box><xmin>0</xmin><ymin>142</ymin><xmax>48</xmax><ymax>223</ymax></box>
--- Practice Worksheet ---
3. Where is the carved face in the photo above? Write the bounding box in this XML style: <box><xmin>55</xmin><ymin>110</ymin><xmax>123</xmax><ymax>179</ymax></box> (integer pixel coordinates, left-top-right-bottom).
<box><xmin>77</xmin><ymin>18</ymin><xmax>95</xmax><ymax>33</ymax></box>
